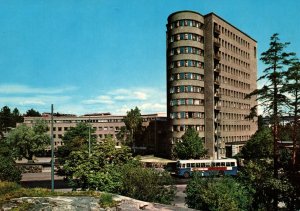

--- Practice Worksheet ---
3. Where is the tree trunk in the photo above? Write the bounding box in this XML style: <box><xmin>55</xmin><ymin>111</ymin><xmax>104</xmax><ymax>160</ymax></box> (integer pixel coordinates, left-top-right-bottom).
<box><xmin>292</xmin><ymin>88</ymin><xmax>298</xmax><ymax>170</ymax></box>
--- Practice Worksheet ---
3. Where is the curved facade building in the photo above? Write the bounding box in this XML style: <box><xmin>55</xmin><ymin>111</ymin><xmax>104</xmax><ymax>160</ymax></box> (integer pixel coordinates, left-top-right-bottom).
<box><xmin>166</xmin><ymin>11</ymin><xmax>257</xmax><ymax>159</ymax></box>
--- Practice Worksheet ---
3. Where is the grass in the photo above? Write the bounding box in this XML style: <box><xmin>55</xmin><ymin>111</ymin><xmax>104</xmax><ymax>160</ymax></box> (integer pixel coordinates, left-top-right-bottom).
<box><xmin>99</xmin><ymin>192</ymin><xmax>118</xmax><ymax>208</ymax></box>
<box><xmin>0</xmin><ymin>181</ymin><xmax>115</xmax><ymax>209</ymax></box>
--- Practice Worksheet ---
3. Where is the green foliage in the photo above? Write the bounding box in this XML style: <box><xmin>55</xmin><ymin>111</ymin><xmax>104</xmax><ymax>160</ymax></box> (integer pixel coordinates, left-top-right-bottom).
<box><xmin>120</xmin><ymin>165</ymin><xmax>176</xmax><ymax>204</ymax></box>
<box><xmin>6</xmin><ymin>120</ymin><xmax>50</xmax><ymax>161</ymax></box>
<box><xmin>62</xmin><ymin>138</ymin><xmax>176</xmax><ymax>204</ymax></box>
<box><xmin>248</xmin><ymin>33</ymin><xmax>296</xmax><ymax>116</ymax></box>
<box><xmin>57</xmin><ymin>122</ymin><xmax>96</xmax><ymax>164</ymax></box>
<box><xmin>238</xmin><ymin>160</ymin><xmax>294</xmax><ymax>210</ymax></box>
<box><xmin>172</xmin><ymin>128</ymin><xmax>207</xmax><ymax>159</ymax></box>
<box><xmin>25</xmin><ymin>108</ymin><xmax>41</xmax><ymax>117</ymax></box>
<box><xmin>123</xmin><ymin>107</ymin><xmax>142</xmax><ymax>147</ymax></box>
<box><xmin>186</xmin><ymin>175</ymin><xmax>252</xmax><ymax>211</ymax></box>
<box><xmin>0</xmin><ymin>182</ymin><xmax>21</xmax><ymax>195</ymax></box>
<box><xmin>62</xmin><ymin>138</ymin><xmax>133</xmax><ymax>191</ymax></box>
<box><xmin>0</xmin><ymin>106</ymin><xmax>23</xmax><ymax>139</ymax></box>
<box><xmin>0</xmin><ymin>156</ymin><xmax>22</xmax><ymax>183</ymax></box>
<box><xmin>99</xmin><ymin>192</ymin><xmax>118</xmax><ymax>208</ymax></box>
<box><xmin>240</xmin><ymin>127</ymin><xmax>273</xmax><ymax>160</ymax></box>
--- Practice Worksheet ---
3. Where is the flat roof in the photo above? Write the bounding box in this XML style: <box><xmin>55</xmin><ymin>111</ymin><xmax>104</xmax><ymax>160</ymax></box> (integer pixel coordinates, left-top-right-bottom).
<box><xmin>168</xmin><ymin>10</ymin><xmax>256</xmax><ymax>43</ymax></box>
<box><xmin>205</xmin><ymin>12</ymin><xmax>256</xmax><ymax>42</ymax></box>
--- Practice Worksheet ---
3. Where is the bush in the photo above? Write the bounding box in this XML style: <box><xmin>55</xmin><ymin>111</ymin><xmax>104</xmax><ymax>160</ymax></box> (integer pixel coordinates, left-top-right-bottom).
<box><xmin>186</xmin><ymin>175</ymin><xmax>252</xmax><ymax>211</ymax></box>
<box><xmin>0</xmin><ymin>182</ymin><xmax>21</xmax><ymax>195</ymax></box>
<box><xmin>0</xmin><ymin>156</ymin><xmax>22</xmax><ymax>183</ymax></box>
<box><xmin>120</xmin><ymin>165</ymin><xmax>176</xmax><ymax>204</ymax></box>
<box><xmin>99</xmin><ymin>192</ymin><xmax>118</xmax><ymax>208</ymax></box>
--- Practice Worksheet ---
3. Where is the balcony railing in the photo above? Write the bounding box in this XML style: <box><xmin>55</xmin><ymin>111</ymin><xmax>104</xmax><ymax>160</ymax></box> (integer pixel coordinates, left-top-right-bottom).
<box><xmin>214</xmin><ymin>93</ymin><xmax>221</xmax><ymax>98</ymax></box>
<box><xmin>214</xmin><ymin>79</ymin><xmax>220</xmax><ymax>86</ymax></box>
<box><xmin>214</xmin><ymin>67</ymin><xmax>221</xmax><ymax>73</ymax></box>
<box><xmin>214</xmin><ymin>38</ymin><xmax>221</xmax><ymax>48</ymax></box>
<box><xmin>214</xmin><ymin>105</ymin><xmax>221</xmax><ymax>110</ymax></box>
<box><xmin>214</xmin><ymin>53</ymin><xmax>221</xmax><ymax>61</ymax></box>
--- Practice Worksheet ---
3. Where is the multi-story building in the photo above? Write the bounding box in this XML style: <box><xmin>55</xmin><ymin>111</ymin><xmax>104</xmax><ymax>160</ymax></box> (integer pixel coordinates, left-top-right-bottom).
<box><xmin>23</xmin><ymin>113</ymin><xmax>168</xmax><ymax>155</ymax></box>
<box><xmin>166</xmin><ymin>11</ymin><xmax>257</xmax><ymax>159</ymax></box>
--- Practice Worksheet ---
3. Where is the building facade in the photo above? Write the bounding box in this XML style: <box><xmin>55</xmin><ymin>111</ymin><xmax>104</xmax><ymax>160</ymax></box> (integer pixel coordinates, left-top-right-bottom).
<box><xmin>166</xmin><ymin>11</ymin><xmax>257</xmax><ymax>159</ymax></box>
<box><xmin>23</xmin><ymin>113</ymin><xmax>168</xmax><ymax>155</ymax></box>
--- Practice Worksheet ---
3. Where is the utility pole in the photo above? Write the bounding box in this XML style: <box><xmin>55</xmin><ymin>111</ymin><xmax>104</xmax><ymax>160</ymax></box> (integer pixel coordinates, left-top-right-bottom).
<box><xmin>51</xmin><ymin>104</ymin><xmax>54</xmax><ymax>192</ymax></box>
<box><xmin>88</xmin><ymin>118</ymin><xmax>91</xmax><ymax>157</ymax></box>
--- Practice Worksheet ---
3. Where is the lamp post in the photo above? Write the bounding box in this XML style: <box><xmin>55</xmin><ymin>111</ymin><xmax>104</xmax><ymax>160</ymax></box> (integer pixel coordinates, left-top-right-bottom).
<box><xmin>51</xmin><ymin>104</ymin><xmax>54</xmax><ymax>192</ymax></box>
<box><xmin>88</xmin><ymin>118</ymin><xmax>91</xmax><ymax>157</ymax></box>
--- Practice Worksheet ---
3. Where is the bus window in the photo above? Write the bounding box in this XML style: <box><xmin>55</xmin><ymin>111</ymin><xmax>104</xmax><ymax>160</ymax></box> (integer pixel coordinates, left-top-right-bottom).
<box><xmin>196</xmin><ymin>163</ymin><xmax>200</xmax><ymax>167</ymax></box>
<box><xmin>226</xmin><ymin>162</ymin><xmax>230</xmax><ymax>167</ymax></box>
<box><xmin>201</xmin><ymin>163</ymin><xmax>205</xmax><ymax>167</ymax></box>
<box><xmin>191</xmin><ymin>163</ymin><xmax>195</xmax><ymax>167</ymax></box>
<box><xmin>216</xmin><ymin>162</ymin><xmax>220</xmax><ymax>167</ymax></box>
<box><xmin>231</xmin><ymin>162</ymin><xmax>235</xmax><ymax>166</ymax></box>
<box><xmin>212</xmin><ymin>162</ymin><xmax>215</xmax><ymax>167</ymax></box>
<box><xmin>221</xmin><ymin>162</ymin><xmax>225</xmax><ymax>166</ymax></box>
<box><xmin>187</xmin><ymin>163</ymin><xmax>191</xmax><ymax>168</ymax></box>
<box><xmin>205</xmin><ymin>163</ymin><xmax>211</xmax><ymax>167</ymax></box>
<box><xmin>181</xmin><ymin>164</ymin><xmax>186</xmax><ymax>168</ymax></box>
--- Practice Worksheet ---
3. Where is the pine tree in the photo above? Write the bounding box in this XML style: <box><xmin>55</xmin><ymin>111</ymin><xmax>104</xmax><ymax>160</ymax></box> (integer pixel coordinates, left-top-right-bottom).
<box><xmin>246</xmin><ymin>33</ymin><xmax>296</xmax><ymax>210</ymax></box>
<box><xmin>282</xmin><ymin>61</ymin><xmax>300</xmax><ymax>168</ymax></box>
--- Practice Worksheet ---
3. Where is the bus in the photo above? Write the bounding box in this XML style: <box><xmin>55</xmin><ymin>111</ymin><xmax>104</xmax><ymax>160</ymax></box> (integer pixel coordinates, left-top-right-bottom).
<box><xmin>176</xmin><ymin>158</ymin><xmax>238</xmax><ymax>178</ymax></box>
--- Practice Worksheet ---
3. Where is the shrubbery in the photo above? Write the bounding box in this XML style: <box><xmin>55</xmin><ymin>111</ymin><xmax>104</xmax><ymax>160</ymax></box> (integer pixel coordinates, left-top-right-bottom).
<box><xmin>61</xmin><ymin>139</ymin><xmax>176</xmax><ymax>204</ymax></box>
<box><xmin>186</xmin><ymin>175</ymin><xmax>252</xmax><ymax>211</ymax></box>
<box><xmin>0</xmin><ymin>156</ymin><xmax>22</xmax><ymax>183</ymax></box>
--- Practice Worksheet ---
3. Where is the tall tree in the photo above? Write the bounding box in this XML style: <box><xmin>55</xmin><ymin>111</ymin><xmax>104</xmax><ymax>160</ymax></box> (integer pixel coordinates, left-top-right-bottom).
<box><xmin>123</xmin><ymin>107</ymin><xmax>142</xmax><ymax>148</ymax></box>
<box><xmin>172</xmin><ymin>127</ymin><xmax>207</xmax><ymax>159</ymax></box>
<box><xmin>246</xmin><ymin>33</ymin><xmax>295</xmax><ymax>180</ymax></box>
<box><xmin>246</xmin><ymin>34</ymin><xmax>296</xmax><ymax>210</ymax></box>
<box><xmin>25</xmin><ymin>108</ymin><xmax>41</xmax><ymax>117</ymax></box>
<box><xmin>282</xmin><ymin>61</ymin><xmax>300</xmax><ymax>168</ymax></box>
<box><xmin>6</xmin><ymin>119</ymin><xmax>50</xmax><ymax>162</ymax></box>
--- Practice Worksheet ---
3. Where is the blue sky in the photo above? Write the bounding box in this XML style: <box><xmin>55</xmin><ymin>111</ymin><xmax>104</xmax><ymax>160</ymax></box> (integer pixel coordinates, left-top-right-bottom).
<box><xmin>0</xmin><ymin>0</ymin><xmax>299</xmax><ymax>115</ymax></box>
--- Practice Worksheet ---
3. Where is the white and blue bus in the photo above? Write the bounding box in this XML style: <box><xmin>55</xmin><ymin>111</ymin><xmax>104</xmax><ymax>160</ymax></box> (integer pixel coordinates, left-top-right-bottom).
<box><xmin>176</xmin><ymin>158</ymin><xmax>238</xmax><ymax>178</ymax></box>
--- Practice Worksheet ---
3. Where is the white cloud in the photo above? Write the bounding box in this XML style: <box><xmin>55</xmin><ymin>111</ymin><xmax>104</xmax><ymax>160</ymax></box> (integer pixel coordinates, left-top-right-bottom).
<box><xmin>81</xmin><ymin>87</ymin><xmax>166</xmax><ymax>115</ymax></box>
<box><xmin>82</xmin><ymin>95</ymin><xmax>114</xmax><ymax>105</ymax></box>
<box><xmin>0</xmin><ymin>84</ymin><xmax>77</xmax><ymax>94</ymax></box>
<box><xmin>0</xmin><ymin>85</ymin><xmax>166</xmax><ymax>116</ymax></box>
<box><xmin>133</xmin><ymin>91</ymin><xmax>147</xmax><ymax>100</ymax></box>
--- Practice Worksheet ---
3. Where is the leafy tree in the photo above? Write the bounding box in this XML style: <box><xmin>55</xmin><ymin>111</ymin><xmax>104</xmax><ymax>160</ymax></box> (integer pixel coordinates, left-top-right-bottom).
<box><xmin>62</xmin><ymin>138</ymin><xmax>176</xmax><ymax>204</ymax></box>
<box><xmin>240</xmin><ymin>127</ymin><xmax>273</xmax><ymax>160</ymax></box>
<box><xmin>186</xmin><ymin>175</ymin><xmax>252</xmax><ymax>211</ymax></box>
<box><xmin>238</xmin><ymin>160</ymin><xmax>294</xmax><ymax>210</ymax></box>
<box><xmin>282</xmin><ymin>61</ymin><xmax>300</xmax><ymax>168</ymax></box>
<box><xmin>62</xmin><ymin>138</ymin><xmax>133</xmax><ymax>191</ymax></box>
<box><xmin>6</xmin><ymin>119</ymin><xmax>50</xmax><ymax>162</ymax></box>
<box><xmin>123</xmin><ymin>107</ymin><xmax>142</xmax><ymax>147</ymax></box>
<box><xmin>57</xmin><ymin>122</ymin><xmax>96</xmax><ymax>164</ymax></box>
<box><xmin>116</xmin><ymin>126</ymin><xmax>130</xmax><ymax>145</ymax></box>
<box><xmin>25</xmin><ymin>108</ymin><xmax>41</xmax><ymax>117</ymax></box>
<box><xmin>172</xmin><ymin>128</ymin><xmax>207</xmax><ymax>159</ymax></box>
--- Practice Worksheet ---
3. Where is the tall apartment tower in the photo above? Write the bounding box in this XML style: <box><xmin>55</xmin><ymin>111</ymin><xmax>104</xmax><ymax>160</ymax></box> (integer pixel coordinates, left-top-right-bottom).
<box><xmin>166</xmin><ymin>11</ymin><xmax>257</xmax><ymax>159</ymax></box>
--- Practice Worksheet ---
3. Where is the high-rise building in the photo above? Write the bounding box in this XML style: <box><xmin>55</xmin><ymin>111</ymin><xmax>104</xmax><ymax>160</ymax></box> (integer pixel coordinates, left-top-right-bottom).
<box><xmin>166</xmin><ymin>11</ymin><xmax>257</xmax><ymax>159</ymax></box>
